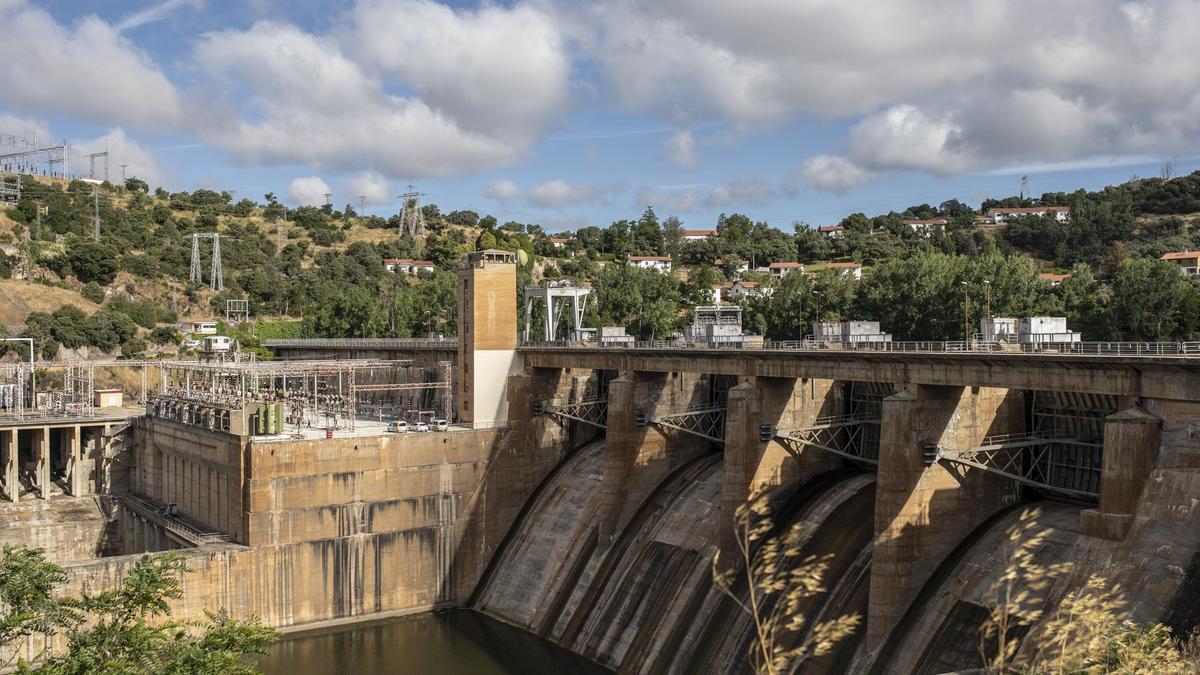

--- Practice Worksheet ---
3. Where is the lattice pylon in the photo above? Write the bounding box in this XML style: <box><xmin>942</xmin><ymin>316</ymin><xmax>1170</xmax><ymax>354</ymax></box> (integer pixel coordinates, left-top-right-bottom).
<box><xmin>210</xmin><ymin>234</ymin><xmax>223</xmax><ymax>291</ymax></box>
<box><xmin>189</xmin><ymin>234</ymin><xmax>202</xmax><ymax>285</ymax></box>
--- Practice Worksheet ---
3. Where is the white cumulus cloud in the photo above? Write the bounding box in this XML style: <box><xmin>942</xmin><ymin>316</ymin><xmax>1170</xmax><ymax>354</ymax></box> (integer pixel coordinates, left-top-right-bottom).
<box><xmin>0</xmin><ymin>1</ymin><xmax>182</xmax><ymax>130</ymax></box>
<box><xmin>288</xmin><ymin>176</ymin><xmax>332</xmax><ymax>207</ymax></box>
<box><xmin>794</xmin><ymin>155</ymin><xmax>878</xmax><ymax>194</ymax></box>
<box><xmin>704</xmin><ymin>179</ymin><xmax>774</xmax><ymax>208</ymax></box>
<box><xmin>71</xmin><ymin>128</ymin><xmax>167</xmax><ymax>187</ymax></box>
<box><xmin>664</xmin><ymin>130</ymin><xmax>699</xmax><ymax>167</ymax></box>
<box><xmin>484</xmin><ymin>178</ymin><xmax>600</xmax><ymax>209</ymax></box>
<box><xmin>344</xmin><ymin>170</ymin><xmax>392</xmax><ymax>206</ymax></box>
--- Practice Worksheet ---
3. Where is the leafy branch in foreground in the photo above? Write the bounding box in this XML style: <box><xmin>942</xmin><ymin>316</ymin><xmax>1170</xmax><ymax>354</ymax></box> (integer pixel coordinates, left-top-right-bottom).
<box><xmin>0</xmin><ymin>545</ymin><xmax>277</xmax><ymax>674</ymax></box>
<box><xmin>712</xmin><ymin>491</ymin><xmax>860</xmax><ymax>675</ymax></box>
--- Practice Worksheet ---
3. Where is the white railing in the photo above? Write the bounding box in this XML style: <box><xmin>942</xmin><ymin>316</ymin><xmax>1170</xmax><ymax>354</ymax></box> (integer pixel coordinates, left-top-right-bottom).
<box><xmin>520</xmin><ymin>338</ymin><xmax>1200</xmax><ymax>358</ymax></box>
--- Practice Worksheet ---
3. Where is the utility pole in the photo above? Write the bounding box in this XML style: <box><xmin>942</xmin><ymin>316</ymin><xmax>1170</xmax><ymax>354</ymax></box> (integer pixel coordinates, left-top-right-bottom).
<box><xmin>278</xmin><ymin>208</ymin><xmax>287</xmax><ymax>252</ymax></box>
<box><xmin>961</xmin><ymin>281</ymin><xmax>969</xmax><ymax>344</ymax></box>
<box><xmin>813</xmin><ymin>291</ymin><xmax>822</xmax><ymax>342</ymax></box>
<box><xmin>120</xmin><ymin>164</ymin><xmax>128</xmax><ymax>182</ymax></box>
<box><xmin>983</xmin><ymin>280</ymin><xmax>992</xmax><ymax>340</ymax></box>
<box><xmin>92</xmin><ymin>187</ymin><xmax>101</xmax><ymax>240</ymax></box>
<box><xmin>323</xmin><ymin>192</ymin><xmax>332</xmax><ymax>206</ymax></box>
<box><xmin>358</xmin><ymin>194</ymin><xmax>366</xmax><ymax>209</ymax></box>
<box><xmin>32</xmin><ymin>200</ymin><xmax>43</xmax><ymax>240</ymax></box>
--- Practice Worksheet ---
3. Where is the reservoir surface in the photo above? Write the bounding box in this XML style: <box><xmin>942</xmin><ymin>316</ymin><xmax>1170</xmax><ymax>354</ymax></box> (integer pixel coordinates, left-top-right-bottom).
<box><xmin>259</xmin><ymin>609</ymin><xmax>612</xmax><ymax>674</ymax></box>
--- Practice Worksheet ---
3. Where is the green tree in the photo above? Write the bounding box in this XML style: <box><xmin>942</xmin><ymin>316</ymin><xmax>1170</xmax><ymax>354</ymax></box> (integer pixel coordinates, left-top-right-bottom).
<box><xmin>1108</xmin><ymin>258</ymin><xmax>1199</xmax><ymax>340</ymax></box>
<box><xmin>80</xmin><ymin>282</ymin><xmax>104</xmax><ymax>304</ymax></box>
<box><xmin>0</xmin><ymin>546</ymin><xmax>277</xmax><ymax>674</ymax></box>
<box><xmin>592</xmin><ymin>265</ymin><xmax>682</xmax><ymax>339</ymax></box>
<box><xmin>61</xmin><ymin>239</ymin><xmax>120</xmax><ymax>286</ymax></box>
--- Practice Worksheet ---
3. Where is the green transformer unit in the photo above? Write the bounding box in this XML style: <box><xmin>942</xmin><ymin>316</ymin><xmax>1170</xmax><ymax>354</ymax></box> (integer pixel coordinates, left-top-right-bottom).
<box><xmin>255</xmin><ymin>405</ymin><xmax>266</xmax><ymax>435</ymax></box>
<box><xmin>266</xmin><ymin>403</ymin><xmax>277</xmax><ymax>435</ymax></box>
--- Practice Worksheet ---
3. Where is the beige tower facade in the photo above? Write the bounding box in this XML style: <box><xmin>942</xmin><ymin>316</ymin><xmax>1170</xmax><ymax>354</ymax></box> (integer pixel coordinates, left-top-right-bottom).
<box><xmin>457</xmin><ymin>249</ymin><xmax>521</xmax><ymax>424</ymax></box>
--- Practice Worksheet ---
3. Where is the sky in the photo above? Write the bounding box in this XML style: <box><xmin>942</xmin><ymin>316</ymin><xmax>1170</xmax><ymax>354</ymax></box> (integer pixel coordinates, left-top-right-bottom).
<box><xmin>2</xmin><ymin>0</ymin><xmax>1200</xmax><ymax>232</ymax></box>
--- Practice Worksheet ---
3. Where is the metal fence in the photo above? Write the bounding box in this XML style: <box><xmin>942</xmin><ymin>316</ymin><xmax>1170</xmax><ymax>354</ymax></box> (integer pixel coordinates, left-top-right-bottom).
<box><xmin>520</xmin><ymin>338</ymin><xmax>1200</xmax><ymax>358</ymax></box>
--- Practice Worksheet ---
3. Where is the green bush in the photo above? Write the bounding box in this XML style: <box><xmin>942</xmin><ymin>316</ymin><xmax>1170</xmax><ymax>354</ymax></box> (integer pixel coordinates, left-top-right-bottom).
<box><xmin>81</xmin><ymin>282</ymin><xmax>104</xmax><ymax>304</ymax></box>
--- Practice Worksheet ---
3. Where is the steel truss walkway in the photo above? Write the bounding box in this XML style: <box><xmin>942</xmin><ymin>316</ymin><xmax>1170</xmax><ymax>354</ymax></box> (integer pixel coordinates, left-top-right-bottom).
<box><xmin>932</xmin><ymin>431</ymin><xmax>1100</xmax><ymax>500</ymax></box>
<box><xmin>647</xmin><ymin>404</ymin><xmax>727</xmax><ymax>443</ymax></box>
<box><xmin>775</xmin><ymin>414</ymin><xmax>881</xmax><ymax>466</ymax></box>
<box><xmin>537</xmin><ymin>397</ymin><xmax>609</xmax><ymax>429</ymax></box>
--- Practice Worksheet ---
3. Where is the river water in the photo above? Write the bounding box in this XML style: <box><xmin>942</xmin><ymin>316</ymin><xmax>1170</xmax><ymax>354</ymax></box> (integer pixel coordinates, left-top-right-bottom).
<box><xmin>258</xmin><ymin>610</ymin><xmax>612</xmax><ymax>674</ymax></box>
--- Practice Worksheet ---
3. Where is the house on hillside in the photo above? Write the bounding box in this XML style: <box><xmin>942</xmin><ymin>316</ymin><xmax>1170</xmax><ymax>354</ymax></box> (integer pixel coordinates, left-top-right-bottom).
<box><xmin>807</xmin><ymin>261</ymin><xmax>863</xmax><ymax>280</ymax></box>
<box><xmin>986</xmin><ymin>206</ymin><xmax>1070</xmax><ymax>223</ymax></box>
<box><xmin>817</xmin><ymin>224</ymin><xmax>846</xmax><ymax>239</ymax></box>
<box><xmin>682</xmin><ymin>229</ymin><xmax>718</xmax><ymax>241</ymax></box>
<box><xmin>384</xmin><ymin>258</ymin><xmax>436</xmax><ymax>275</ymax></box>
<box><xmin>728</xmin><ymin>280</ymin><xmax>772</xmax><ymax>300</ymax></box>
<box><xmin>1038</xmin><ymin>272</ymin><xmax>1070</xmax><ymax>287</ymax></box>
<box><xmin>713</xmin><ymin>258</ymin><xmax>750</xmax><ymax>274</ymax></box>
<box><xmin>1161</xmin><ymin>251</ymin><xmax>1200</xmax><ymax>279</ymax></box>
<box><xmin>184</xmin><ymin>319</ymin><xmax>219</xmax><ymax>335</ymax></box>
<box><xmin>548</xmin><ymin>237</ymin><xmax>570</xmax><ymax>248</ymax></box>
<box><xmin>767</xmin><ymin>261</ymin><xmax>805</xmax><ymax>280</ymax></box>
<box><xmin>902</xmin><ymin>218</ymin><xmax>948</xmax><ymax>236</ymax></box>
<box><xmin>626</xmin><ymin>255</ymin><xmax>673</xmax><ymax>273</ymax></box>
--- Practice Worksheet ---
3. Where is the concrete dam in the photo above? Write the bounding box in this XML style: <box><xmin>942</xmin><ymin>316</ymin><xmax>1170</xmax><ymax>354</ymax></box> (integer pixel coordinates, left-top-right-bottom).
<box><xmin>3</xmin><ymin>250</ymin><xmax>1200</xmax><ymax>673</ymax></box>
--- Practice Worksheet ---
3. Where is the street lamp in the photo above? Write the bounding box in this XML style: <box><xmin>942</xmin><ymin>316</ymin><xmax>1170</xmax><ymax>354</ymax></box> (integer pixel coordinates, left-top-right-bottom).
<box><xmin>813</xmin><ymin>291</ymin><xmax>822</xmax><ymax>342</ymax></box>
<box><xmin>961</xmin><ymin>281</ymin><xmax>969</xmax><ymax>345</ymax></box>
<box><xmin>983</xmin><ymin>280</ymin><xmax>992</xmax><ymax>340</ymax></box>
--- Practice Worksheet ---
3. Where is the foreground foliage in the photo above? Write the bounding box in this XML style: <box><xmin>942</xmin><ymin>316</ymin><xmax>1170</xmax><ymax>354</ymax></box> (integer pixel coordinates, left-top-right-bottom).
<box><xmin>712</xmin><ymin>492</ymin><xmax>860</xmax><ymax>675</ymax></box>
<box><xmin>0</xmin><ymin>545</ymin><xmax>277</xmax><ymax>674</ymax></box>
<box><xmin>983</xmin><ymin>509</ymin><xmax>1200</xmax><ymax>674</ymax></box>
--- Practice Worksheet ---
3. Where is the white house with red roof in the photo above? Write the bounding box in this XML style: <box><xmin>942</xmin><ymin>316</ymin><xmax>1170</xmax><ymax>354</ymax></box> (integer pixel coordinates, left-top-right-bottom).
<box><xmin>626</xmin><ymin>255</ymin><xmax>673</xmax><ymax>273</ymax></box>
<box><xmin>384</xmin><ymin>258</ymin><xmax>436</xmax><ymax>275</ymax></box>
<box><xmin>682</xmin><ymin>229</ymin><xmax>719</xmax><ymax>241</ymax></box>
<box><xmin>767</xmin><ymin>261</ymin><xmax>806</xmax><ymax>280</ymax></box>
<box><xmin>986</xmin><ymin>206</ymin><xmax>1070</xmax><ymax>223</ymax></box>
<box><xmin>1161</xmin><ymin>251</ymin><xmax>1200</xmax><ymax>278</ymax></box>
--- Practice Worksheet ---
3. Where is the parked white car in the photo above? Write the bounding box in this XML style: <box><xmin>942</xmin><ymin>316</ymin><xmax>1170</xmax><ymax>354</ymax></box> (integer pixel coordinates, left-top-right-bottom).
<box><xmin>387</xmin><ymin>421</ymin><xmax>409</xmax><ymax>433</ymax></box>
<box><xmin>433</xmin><ymin>418</ymin><xmax>448</xmax><ymax>431</ymax></box>
<box><xmin>413</xmin><ymin>422</ymin><xmax>430</xmax><ymax>432</ymax></box>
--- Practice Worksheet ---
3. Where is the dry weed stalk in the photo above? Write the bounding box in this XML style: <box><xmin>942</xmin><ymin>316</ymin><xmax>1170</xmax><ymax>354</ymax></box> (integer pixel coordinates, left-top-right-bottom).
<box><xmin>712</xmin><ymin>490</ymin><xmax>860</xmax><ymax>675</ymax></box>
<box><xmin>982</xmin><ymin>508</ymin><xmax>1200</xmax><ymax>674</ymax></box>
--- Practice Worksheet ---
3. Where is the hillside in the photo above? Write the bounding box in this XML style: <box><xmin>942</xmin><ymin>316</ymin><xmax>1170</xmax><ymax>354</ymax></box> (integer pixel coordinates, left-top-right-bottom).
<box><xmin>3</xmin><ymin>170</ymin><xmax>1200</xmax><ymax>359</ymax></box>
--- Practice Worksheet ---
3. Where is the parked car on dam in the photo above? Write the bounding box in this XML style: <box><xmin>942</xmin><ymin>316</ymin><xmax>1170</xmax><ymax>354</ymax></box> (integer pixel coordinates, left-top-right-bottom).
<box><xmin>387</xmin><ymin>421</ymin><xmax>409</xmax><ymax>433</ymax></box>
<box><xmin>414</xmin><ymin>421</ymin><xmax>430</xmax><ymax>432</ymax></box>
<box><xmin>433</xmin><ymin>418</ymin><xmax>448</xmax><ymax>431</ymax></box>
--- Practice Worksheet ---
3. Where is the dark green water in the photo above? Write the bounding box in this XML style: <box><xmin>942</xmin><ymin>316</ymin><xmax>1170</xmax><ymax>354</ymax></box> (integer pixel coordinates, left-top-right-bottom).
<box><xmin>258</xmin><ymin>610</ymin><xmax>612</xmax><ymax>675</ymax></box>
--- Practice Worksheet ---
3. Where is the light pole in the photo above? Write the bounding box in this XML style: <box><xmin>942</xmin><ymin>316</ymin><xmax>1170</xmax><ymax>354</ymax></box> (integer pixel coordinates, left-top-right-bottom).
<box><xmin>983</xmin><ymin>280</ymin><xmax>992</xmax><ymax>340</ymax></box>
<box><xmin>961</xmin><ymin>281</ymin><xmax>969</xmax><ymax>344</ymax></box>
<box><xmin>813</xmin><ymin>291</ymin><xmax>822</xmax><ymax>342</ymax></box>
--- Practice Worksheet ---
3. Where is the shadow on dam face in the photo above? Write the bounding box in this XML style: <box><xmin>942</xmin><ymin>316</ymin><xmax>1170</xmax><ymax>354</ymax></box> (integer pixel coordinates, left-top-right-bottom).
<box><xmin>257</xmin><ymin>609</ymin><xmax>612</xmax><ymax>675</ymax></box>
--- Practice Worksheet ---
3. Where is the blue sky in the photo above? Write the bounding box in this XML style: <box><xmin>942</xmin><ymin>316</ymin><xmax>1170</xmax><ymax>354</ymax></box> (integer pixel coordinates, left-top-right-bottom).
<box><xmin>3</xmin><ymin>0</ymin><xmax>1199</xmax><ymax>233</ymax></box>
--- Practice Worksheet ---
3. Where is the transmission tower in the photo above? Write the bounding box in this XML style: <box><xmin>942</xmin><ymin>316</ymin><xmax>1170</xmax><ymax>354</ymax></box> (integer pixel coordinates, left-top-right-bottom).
<box><xmin>397</xmin><ymin>185</ymin><xmax>426</xmax><ymax>237</ymax></box>
<box><xmin>1020</xmin><ymin>175</ymin><xmax>1030</xmax><ymax>201</ymax></box>
<box><xmin>188</xmin><ymin>233</ymin><xmax>224</xmax><ymax>291</ymax></box>
<box><xmin>0</xmin><ymin>133</ymin><xmax>67</xmax><ymax>177</ymax></box>
<box><xmin>86</xmin><ymin>151</ymin><xmax>109</xmax><ymax>181</ymax></box>
<box><xmin>120</xmin><ymin>164</ymin><xmax>128</xmax><ymax>181</ymax></box>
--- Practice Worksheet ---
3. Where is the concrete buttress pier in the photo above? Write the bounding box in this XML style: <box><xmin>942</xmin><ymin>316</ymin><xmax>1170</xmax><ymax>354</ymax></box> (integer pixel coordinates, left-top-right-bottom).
<box><xmin>1080</xmin><ymin>405</ymin><xmax>1163</xmax><ymax>540</ymax></box>
<box><xmin>601</xmin><ymin>370</ymin><xmax>714</xmax><ymax>540</ymax></box>
<box><xmin>867</xmin><ymin>384</ymin><xmax>1023</xmax><ymax>651</ymax></box>
<box><xmin>720</xmin><ymin>377</ymin><xmax>845</xmax><ymax>554</ymax></box>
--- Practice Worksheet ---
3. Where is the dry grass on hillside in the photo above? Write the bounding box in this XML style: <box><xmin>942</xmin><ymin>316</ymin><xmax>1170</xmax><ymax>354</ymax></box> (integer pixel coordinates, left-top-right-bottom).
<box><xmin>0</xmin><ymin>279</ymin><xmax>100</xmax><ymax>326</ymax></box>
